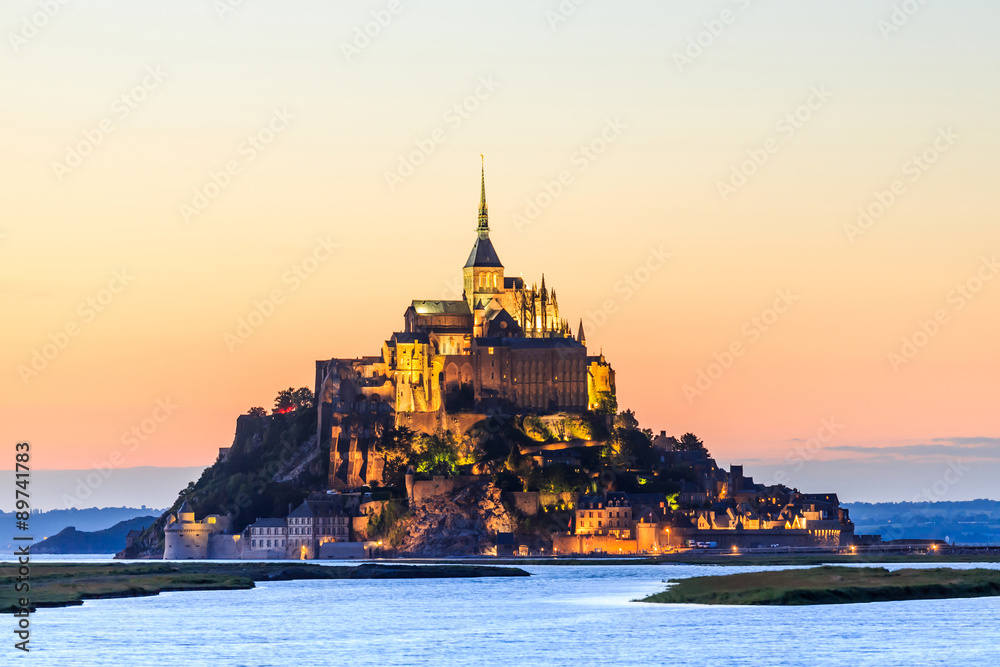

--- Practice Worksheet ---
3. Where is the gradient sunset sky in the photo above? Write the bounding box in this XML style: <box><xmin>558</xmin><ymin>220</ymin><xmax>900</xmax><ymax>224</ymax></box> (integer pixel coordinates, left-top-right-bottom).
<box><xmin>2</xmin><ymin>1</ymin><xmax>998</xmax><ymax>503</ymax></box>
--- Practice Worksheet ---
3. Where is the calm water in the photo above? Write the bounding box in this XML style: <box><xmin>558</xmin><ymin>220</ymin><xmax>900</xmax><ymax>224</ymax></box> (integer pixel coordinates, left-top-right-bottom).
<box><xmin>18</xmin><ymin>559</ymin><xmax>1000</xmax><ymax>666</ymax></box>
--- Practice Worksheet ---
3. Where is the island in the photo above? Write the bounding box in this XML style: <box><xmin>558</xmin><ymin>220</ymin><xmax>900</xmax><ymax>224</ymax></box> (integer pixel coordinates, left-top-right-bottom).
<box><xmin>0</xmin><ymin>562</ymin><xmax>529</xmax><ymax>613</ymax></box>
<box><xmin>640</xmin><ymin>566</ymin><xmax>1000</xmax><ymax>606</ymax></box>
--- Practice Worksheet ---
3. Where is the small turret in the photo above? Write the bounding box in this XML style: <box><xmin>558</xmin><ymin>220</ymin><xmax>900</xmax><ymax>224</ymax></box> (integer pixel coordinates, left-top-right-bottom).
<box><xmin>177</xmin><ymin>500</ymin><xmax>195</xmax><ymax>523</ymax></box>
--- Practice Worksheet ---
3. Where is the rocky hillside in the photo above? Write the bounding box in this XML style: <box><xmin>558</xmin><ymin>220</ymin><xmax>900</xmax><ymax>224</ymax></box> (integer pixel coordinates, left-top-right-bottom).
<box><xmin>117</xmin><ymin>407</ymin><xmax>327</xmax><ymax>559</ymax></box>
<box><xmin>390</xmin><ymin>482</ymin><xmax>515</xmax><ymax>557</ymax></box>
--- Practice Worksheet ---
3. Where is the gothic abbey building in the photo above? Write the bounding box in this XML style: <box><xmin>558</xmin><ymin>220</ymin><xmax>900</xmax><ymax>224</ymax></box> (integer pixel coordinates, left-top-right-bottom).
<box><xmin>316</xmin><ymin>165</ymin><xmax>616</xmax><ymax>489</ymax></box>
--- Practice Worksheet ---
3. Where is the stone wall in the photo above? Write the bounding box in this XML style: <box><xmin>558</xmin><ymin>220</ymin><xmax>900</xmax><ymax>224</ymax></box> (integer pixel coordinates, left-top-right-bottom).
<box><xmin>552</xmin><ymin>533</ymin><xmax>638</xmax><ymax>555</ymax></box>
<box><xmin>396</xmin><ymin>411</ymin><xmax>488</xmax><ymax>437</ymax></box>
<box><xmin>240</xmin><ymin>546</ymin><xmax>289</xmax><ymax>560</ymax></box>
<box><xmin>209</xmin><ymin>533</ymin><xmax>240</xmax><ymax>559</ymax></box>
<box><xmin>318</xmin><ymin>542</ymin><xmax>369</xmax><ymax>559</ymax></box>
<box><xmin>672</xmin><ymin>528</ymin><xmax>815</xmax><ymax>549</ymax></box>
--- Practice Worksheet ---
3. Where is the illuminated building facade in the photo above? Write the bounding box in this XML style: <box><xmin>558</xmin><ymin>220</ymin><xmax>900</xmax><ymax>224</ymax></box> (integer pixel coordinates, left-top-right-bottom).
<box><xmin>317</xmin><ymin>164</ymin><xmax>616</xmax><ymax>488</ymax></box>
<box><xmin>575</xmin><ymin>493</ymin><xmax>633</xmax><ymax>538</ymax></box>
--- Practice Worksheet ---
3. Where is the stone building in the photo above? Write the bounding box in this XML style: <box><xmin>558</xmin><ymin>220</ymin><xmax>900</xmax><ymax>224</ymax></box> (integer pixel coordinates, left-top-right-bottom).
<box><xmin>318</xmin><ymin>164</ymin><xmax>616</xmax><ymax>489</ymax></box>
<box><xmin>552</xmin><ymin>446</ymin><xmax>856</xmax><ymax>555</ymax></box>
<box><xmin>240</xmin><ymin>495</ymin><xmax>368</xmax><ymax>560</ymax></box>
<box><xmin>285</xmin><ymin>497</ymin><xmax>353</xmax><ymax>559</ymax></box>
<box><xmin>244</xmin><ymin>518</ymin><xmax>288</xmax><ymax>558</ymax></box>
<box><xmin>576</xmin><ymin>493</ymin><xmax>633</xmax><ymax>538</ymax></box>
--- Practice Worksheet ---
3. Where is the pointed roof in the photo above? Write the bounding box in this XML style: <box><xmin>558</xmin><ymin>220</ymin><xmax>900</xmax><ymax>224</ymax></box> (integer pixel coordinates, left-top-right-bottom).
<box><xmin>176</xmin><ymin>500</ymin><xmax>195</xmax><ymax>523</ymax></box>
<box><xmin>465</xmin><ymin>157</ymin><xmax>504</xmax><ymax>269</ymax></box>
<box><xmin>577</xmin><ymin>319</ymin><xmax>586</xmax><ymax>345</ymax></box>
<box><xmin>289</xmin><ymin>498</ymin><xmax>347</xmax><ymax>518</ymax></box>
<box><xmin>465</xmin><ymin>236</ymin><xmax>503</xmax><ymax>268</ymax></box>
<box><xmin>478</xmin><ymin>155</ymin><xmax>489</xmax><ymax>233</ymax></box>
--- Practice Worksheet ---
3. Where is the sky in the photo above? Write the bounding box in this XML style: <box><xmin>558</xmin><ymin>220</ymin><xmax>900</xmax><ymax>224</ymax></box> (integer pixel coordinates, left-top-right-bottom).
<box><xmin>1</xmin><ymin>0</ymin><xmax>998</xmax><ymax>505</ymax></box>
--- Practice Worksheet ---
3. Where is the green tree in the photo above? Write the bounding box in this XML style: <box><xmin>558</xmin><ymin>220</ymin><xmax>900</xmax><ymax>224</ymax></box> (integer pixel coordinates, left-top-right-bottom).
<box><xmin>593</xmin><ymin>390</ymin><xmax>618</xmax><ymax>415</ymax></box>
<box><xmin>375</xmin><ymin>426</ymin><xmax>415</xmax><ymax>488</ymax></box>
<box><xmin>607</xmin><ymin>410</ymin><xmax>654</xmax><ymax>466</ymax></box>
<box><xmin>246</xmin><ymin>406</ymin><xmax>267</xmax><ymax>418</ymax></box>
<box><xmin>413</xmin><ymin>432</ymin><xmax>460</xmax><ymax>475</ymax></box>
<box><xmin>531</xmin><ymin>463</ymin><xmax>590</xmax><ymax>494</ymax></box>
<box><xmin>666</xmin><ymin>492</ymin><xmax>681</xmax><ymax>510</ymax></box>
<box><xmin>274</xmin><ymin>387</ymin><xmax>314</xmax><ymax>413</ymax></box>
<box><xmin>676</xmin><ymin>432</ymin><xmax>709</xmax><ymax>456</ymax></box>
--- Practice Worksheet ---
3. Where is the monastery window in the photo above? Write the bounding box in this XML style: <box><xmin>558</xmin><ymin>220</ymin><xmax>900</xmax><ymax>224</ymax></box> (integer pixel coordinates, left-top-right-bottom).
<box><xmin>598</xmin><ymin>521</ymin><xmax>602</xmax><ymax>527</ymax></box>
<box><xmin>266</xmin><ymin>540</ymin><xmax>271</xmax><ymax>547</ymax></box>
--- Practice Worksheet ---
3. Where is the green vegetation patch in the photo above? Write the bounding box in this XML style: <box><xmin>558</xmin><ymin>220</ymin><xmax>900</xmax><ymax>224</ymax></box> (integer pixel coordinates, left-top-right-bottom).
<box><xmin>640</xmin><ymin>565</ymin><xmax>1000</xmax><ymax>606</ymax></box>
<box><xmin>0</xmin><ymin>562</ymin><xmax>529</xmax><ymax>613</ymax></box>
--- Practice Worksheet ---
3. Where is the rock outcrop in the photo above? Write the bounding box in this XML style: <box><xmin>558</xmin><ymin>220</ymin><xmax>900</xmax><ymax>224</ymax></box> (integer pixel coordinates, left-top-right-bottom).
<box><xmin>117</xmin><ymin>408</ymin><xmax>326</xmax><ymax>559</ymax></box>
<box><xmin>394</xmin><ymin>482</ymin><xmax>515</xmax><ymax>557</ymax></box>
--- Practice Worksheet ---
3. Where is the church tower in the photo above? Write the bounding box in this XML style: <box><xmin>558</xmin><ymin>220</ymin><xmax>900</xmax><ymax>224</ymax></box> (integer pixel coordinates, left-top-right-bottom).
<box><xmin>464</xmin><ymin>157</ymin><xmax>504</xmax><ymax>309</ymax></box>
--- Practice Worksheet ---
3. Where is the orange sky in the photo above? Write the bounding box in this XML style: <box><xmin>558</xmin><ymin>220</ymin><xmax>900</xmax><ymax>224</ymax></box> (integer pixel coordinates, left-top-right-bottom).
<box><xmin>2</xmin><ymin>1</ymin><xmax>998</xmax><ymax>500</ymax></box>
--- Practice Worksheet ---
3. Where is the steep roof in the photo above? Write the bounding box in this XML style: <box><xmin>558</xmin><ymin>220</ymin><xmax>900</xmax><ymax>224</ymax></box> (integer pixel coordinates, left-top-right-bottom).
<box><xmin>464</xmin><ymin>235</ymin><xmax>503</xmax><ymax>268</ymax></box>
<box><xmin>410</xmin><ymin>300</ymin><xmax>472</xmax><ymax>316</ymax></box>
<box><xmin>288</xmin><ymin>499</ymin><xmax>348</xmax><ymax>518</ymax></box>
<box><xmin>390</xmin><ymin>331</ymin><xmax>430</xmax><ymax>345</ymax></box>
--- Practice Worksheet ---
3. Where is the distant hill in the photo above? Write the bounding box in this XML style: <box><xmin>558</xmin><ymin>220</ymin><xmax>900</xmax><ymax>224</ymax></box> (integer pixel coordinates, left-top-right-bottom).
<box><xmin>0</xmin><ymin>507</ymin><xmax>165</xmax><ymax>552</ymax></box>
<box><xmin>32</xmin><ymin>516</ymin><xmax>159</xmax><ymax>554</ymax></box>
<box><xmin>845</xmin><ymin>500</ymin><xmax>1000</xmax><ymax>545</ymax></box>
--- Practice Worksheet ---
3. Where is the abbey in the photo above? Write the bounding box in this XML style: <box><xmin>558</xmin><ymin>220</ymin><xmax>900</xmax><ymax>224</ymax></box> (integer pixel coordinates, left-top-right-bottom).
<box><xmin>316</xmin><ymin>163</ymin><xmax>616</xmax><ymax>489</ymax></box>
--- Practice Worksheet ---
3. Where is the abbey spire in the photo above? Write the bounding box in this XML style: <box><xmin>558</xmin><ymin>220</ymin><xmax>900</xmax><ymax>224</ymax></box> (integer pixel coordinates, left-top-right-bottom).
<box><xmin>464</xmin><ymin>156</ymin><xmax>504</xmax><ymax>308</ymax></box>
<box><xmin>477</xmin><ymin>154</ymin><xmax>489</xmax><ymax>236</ymax></box>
